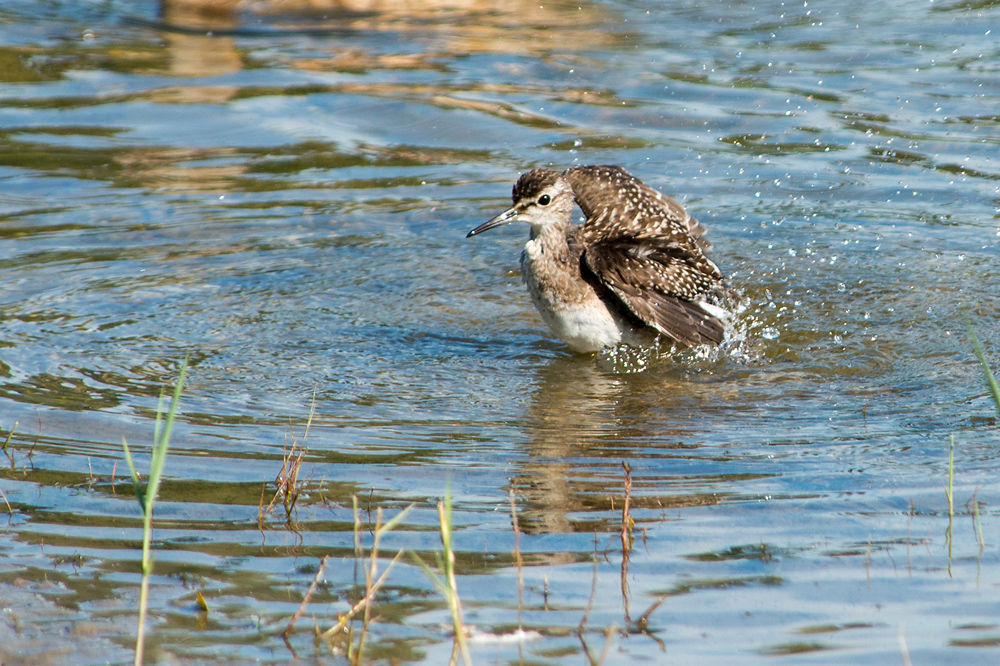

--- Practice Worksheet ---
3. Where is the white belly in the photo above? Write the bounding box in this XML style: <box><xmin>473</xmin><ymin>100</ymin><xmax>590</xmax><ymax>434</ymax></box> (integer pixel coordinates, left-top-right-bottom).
<box><xmin>536</xmin><ymin>298</ymin><xmax>625</xmax><ymax>353</ymax></box>
<box><xmin>520</xmin><ymin>239</ymin><xmax>636</xmax><ymax>353</ymax></box>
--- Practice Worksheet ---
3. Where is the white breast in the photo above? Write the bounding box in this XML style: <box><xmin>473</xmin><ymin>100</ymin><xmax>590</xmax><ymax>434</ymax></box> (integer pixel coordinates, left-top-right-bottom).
<box><xmin>520</xmin><ymin>238</ymin><xmax>632</xmax><ymax>353</ymax></box>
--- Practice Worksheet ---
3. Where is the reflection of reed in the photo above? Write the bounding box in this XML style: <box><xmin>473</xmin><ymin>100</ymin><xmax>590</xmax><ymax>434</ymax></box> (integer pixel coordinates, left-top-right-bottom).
<box><xmin>159</xmin><ymin>0</ymin><xmax>622</xmax><ymax>59</ymax></box>
<box><xmin>156</xmin><ymin>0</ymin><xmax>628</xmax><ymax>141</ymax></box>
<box><xmin>161</xmin><ymin>1</ymin><xmax>242</xmax><ymax>79</ymax></box>
<box><xmin>165</xmin><ymin>0</ymin><xmax>612</xmax><ymax>26</ymax></box>
<box><xmin>114</xmin><ymin>146</ymin><xmax>247</xmax><ymax>191</ymax></box>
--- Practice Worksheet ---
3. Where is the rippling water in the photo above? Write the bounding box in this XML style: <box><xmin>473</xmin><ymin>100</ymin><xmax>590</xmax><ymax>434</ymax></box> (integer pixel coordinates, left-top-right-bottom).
<box><xmin>1</xmin><ymin>0</ymin><xmax>999</xmax><ymax>664</ymax></box>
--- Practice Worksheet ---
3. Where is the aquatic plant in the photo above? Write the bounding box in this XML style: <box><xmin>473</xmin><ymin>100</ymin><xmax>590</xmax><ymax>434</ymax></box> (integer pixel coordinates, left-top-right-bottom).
<box><xmin>2</xmin><ymin>421</ymin><xmax>16</xmax><ymax>466</ymax></box>
<box><xmin>945</xmin><ymin>435</ymin><xmax>955</xmax><ymax>561</ymax></box>
<box><xmin>318</xmin><ymin>497</ymin><xmax>412</xmax><ymax>664</ymax></box>
<box><xmin>259</xmin><ymin>398</ymin><xmax>314</xmax><ymax>527</ymax></box>
<box><xmin>121</xmin><ymin>357</ymin><xmax>188</xmax><ymax>666</ymax></box>
<box><xmin>966</xmin><ymin>323</ymin><xmax>1000</xmax><ymax>416</ymax></box>
<box><xmin>411</xmin><ymin>489</ymin><xmax>473</xmax><ymax>666</ymax></box>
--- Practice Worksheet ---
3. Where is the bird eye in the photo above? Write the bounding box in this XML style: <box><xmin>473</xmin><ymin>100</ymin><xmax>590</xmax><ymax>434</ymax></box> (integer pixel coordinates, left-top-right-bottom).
<box><xmin>537</xmin><ymin>194</ymin><xmax>551</xmax><ymax>206</ymax></box>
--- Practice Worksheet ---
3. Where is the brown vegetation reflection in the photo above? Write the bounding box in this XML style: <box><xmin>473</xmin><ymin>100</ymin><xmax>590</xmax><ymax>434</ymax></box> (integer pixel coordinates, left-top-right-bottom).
<box><xmin>158</xmin><ymin>0</ymin><xmax>624</xmax><ymax>78</ymax></box>
<box><xmin>511</xmin><ymin>358</ymin><xmax>741</xmax><ymax>538</ymax></box>
<box><xmin>160</xmin><ymin>2</ymin><xmax>242</xmax><ymax>79</ymax></box>
<box><xmin>162</xmin><ymin>0</ymin><xmax>619</xmax><ymax>42</ymax></box>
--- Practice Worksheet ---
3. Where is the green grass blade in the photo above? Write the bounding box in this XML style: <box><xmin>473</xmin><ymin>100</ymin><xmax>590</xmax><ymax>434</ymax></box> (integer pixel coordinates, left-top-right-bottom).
<box><xmin>127</xmin><ymin>356</ymin><xmax>188</xmax><ymax>666</ymax></box>
<box><xmin>966</xmin><ymin>323</ymin><xmax>1000</xmax><ymax>415</ymax></box>
<box><xmin>121</xmin><ymin>437</ymin><xmax>146</xmax><ymax>511</ymax></box>
<box><xmin>2</xmin><ymin>421</ymin><xmax>17</xmax><ymax>453</ymax></box>
<box><xmin>144</xmin><ymin>358</ymin><xmax>188</xmax><ymax>503</ymax></box>
<box><xmin>408</xmin><ymin>551</ymin><xmax>447</xmax><ymax>594</ymax></box>
<box><xmin>947</xmin><ymin>434</ymin><xmax>954</xmax><ymax>516</ymax></box>
<box><xmin>377</xmin><ymin>503</ymin><xmax>414</xmax><ymax>535</ymax></box>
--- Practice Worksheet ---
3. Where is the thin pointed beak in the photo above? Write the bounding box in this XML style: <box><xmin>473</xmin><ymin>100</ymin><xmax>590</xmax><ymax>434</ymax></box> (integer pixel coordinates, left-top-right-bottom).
<box><xmin>467</xmin><ymin>207</ymin><xmax>519</xmax><ymax>238</ymax></box>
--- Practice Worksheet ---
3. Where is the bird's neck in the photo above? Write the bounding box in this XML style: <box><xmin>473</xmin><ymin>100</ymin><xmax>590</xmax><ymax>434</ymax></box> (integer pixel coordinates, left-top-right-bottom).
<box><xmin>527</xmin><ymin>221</ymin><xmax>574</xmax><ymax>263</ymax></box>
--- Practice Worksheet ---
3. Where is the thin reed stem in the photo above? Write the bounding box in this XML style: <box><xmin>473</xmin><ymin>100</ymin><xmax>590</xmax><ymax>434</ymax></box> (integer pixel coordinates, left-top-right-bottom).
<box><xmin>283</xmin><ymin>556</ymin><xmax>328</xmax><ymax>639</ymax></box>
<box><xmin>410</xmin><ymin>491</ymin><xmax>472</xmax><ymax>666</ymax></box>
<box><xmin>123</xmin><ymin>356</ymin><xmax>188</xmax><ymax>666</ymax></box>
<box><xmin>438</xmin><ymin>495</ymin><xmax>472</xmax><ymax>666</ymax></box>
<box><xmin>620</xmin><ymin>462</ymin><xmax>633</xmax><ymax>624</ymax></box>
<box><xmin>319</xmin><ymin>501</ymin><xmax>411</xmax><ymax>657</ymax></box>
<box><xmin>946</xmin><ymin>434</ymin><xmax>954</xmax><ymax>561</ymax></box>
<box><xmin>578</xmin><ymin>533</ymin><xmax>599</xmax><ymax>634</ymax></box>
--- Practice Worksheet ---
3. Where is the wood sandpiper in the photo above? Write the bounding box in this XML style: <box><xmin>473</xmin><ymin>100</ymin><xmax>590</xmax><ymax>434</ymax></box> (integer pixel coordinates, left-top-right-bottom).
<box><xmin>467</xmin><ymin>165</ymin><xmax>734</xmax><ymax>353</ymax></box>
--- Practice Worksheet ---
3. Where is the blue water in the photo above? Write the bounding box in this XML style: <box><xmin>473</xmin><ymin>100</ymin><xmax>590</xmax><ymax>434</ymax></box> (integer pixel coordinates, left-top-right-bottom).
<box><xmin>1</xmin><ymin>0</ymin><xmax>999</xmax><ymax>663</ymax></box>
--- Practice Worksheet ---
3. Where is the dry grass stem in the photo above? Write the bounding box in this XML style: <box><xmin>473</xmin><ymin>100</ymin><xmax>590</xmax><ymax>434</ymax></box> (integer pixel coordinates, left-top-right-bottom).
<box><xmin>257</xmin><ymin>483</ymin><xmax>266</xmax><ymax>531</ymax></box>
<box><xmin>353</xmin><ymin>495</ymin><xmax>363</xmax><ymax>564</ymax></box>
<box><xmin>620</xmin><ymin>462</ymin><xmax>633</xmax><ymax>624</ymax></box>
<box><xmin>578</xmin><ymin>533</ymin><xmax>600</xmax><ymax>634</ymax></box>
<box><xmin>283</xmin><ymin>555</ymin><xmax>328</xmax><ymax>639</ymax></box>
<box><xmin>438</xmin><ymin>497</ymin><xmax>472</xmax><ymax>666</ymax></box>
<box><xmin>946</xmin><ymin>435</ymin><xmax>955</xmax><ymax>560</ymax></box>
<box><xmin>634</xmin><ymin>592</ymin><xmax>670</xmax><ymax>632</ymax></box>
<box><xmin>621</xmin><ymin>462</ymin><xmax>634</xmax><ymax>554</ymax></box>
<box><xmin>596</xmin><ymin>625</ymin><xmax>617</xmax><ymax>666</ymax></box>
<box><xmin>320</xmin><ymin>500</ymin><xmax>412</xmax><ymax>663</ymax></box>
<box><xmin>579</xmin><ymin>623</ymin><xmax>619</xmax><ymax>666</ymax></box>
<box><xmin>410</xmin><ymin>493</ymin><xmax>472</xmax><ymax>666</ymax></box>
<box><xmin>262</xmin><ymin>397</ymin><xmax>317</xmax><ymax>524</ymax></box>
<box><xmin>358</xmin><ymin>507</ymin><xmax>386</xmax><ymax>660</ymax></box>
<box><xmin>0</xmin><ymin>484</ymin><xmax>12</xmax><ymax>516</ymax></box>
<box><xmin>268</xmin><ymin>438</ymin><xmax>306</xmax><ymax>519</ymax></box>
<box><xmin>322</xmin><ymin>550</ymin><xmax>404</xmax><ymax>638</ymax></box>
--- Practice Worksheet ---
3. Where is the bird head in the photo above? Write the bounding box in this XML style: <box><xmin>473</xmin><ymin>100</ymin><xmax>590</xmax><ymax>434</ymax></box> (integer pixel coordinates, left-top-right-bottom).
<box><xmin>467</xmin><ymin>169</ymin><xmax>575</xmax><ymax>238</ymax></box>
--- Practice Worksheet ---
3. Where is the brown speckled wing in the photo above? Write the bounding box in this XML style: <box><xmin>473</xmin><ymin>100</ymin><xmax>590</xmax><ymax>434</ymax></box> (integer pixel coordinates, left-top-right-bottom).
<box><xmin>565</xmin><ymin>165</ymin><xmax>710</xmax><ymax>250</ymax></box>
<box><xmin>581</xmin><ymin>237</ymin><xmax>726</xmax><ymax>346</ymax></box>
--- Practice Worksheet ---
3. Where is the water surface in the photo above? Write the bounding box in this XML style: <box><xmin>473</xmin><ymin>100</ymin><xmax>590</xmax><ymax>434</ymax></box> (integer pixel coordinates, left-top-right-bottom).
<box><xmin>1</xmin><ymin>0</ymin><xmax>999</xmax><ymax>664</ymax></box>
